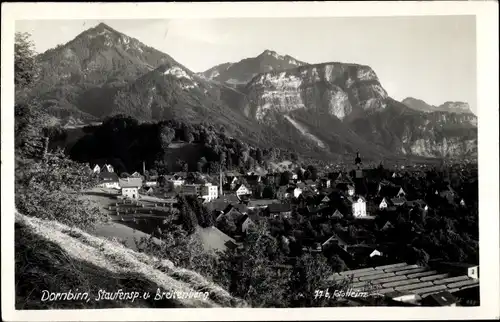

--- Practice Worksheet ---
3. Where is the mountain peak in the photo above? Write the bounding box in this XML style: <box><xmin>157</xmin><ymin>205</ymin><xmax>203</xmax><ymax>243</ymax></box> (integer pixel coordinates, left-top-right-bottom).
<box><xmin>94</xmin><ymin>22</ymin><xmax>115</xmax><ymax>31</ymax></box>
<box><xmin>259</xmin><ymin>49</ymin><xmax>281</xmax><ymax>59</ymax></box>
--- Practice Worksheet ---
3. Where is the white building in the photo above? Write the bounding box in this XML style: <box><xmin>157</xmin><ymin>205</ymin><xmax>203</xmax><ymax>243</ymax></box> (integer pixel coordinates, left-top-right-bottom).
<box><xmin>352</xmin><ymin>196</ymin><xmax>367</xmax><ymax>218</ymax></box>
<box><xmin>293</xmin><ymin>187</ymin><xmax>303</xmax><ymax>198</ymax></box>
<box><xmin>379</xmin><ymin>198</ymin><xmax>388</xmax><ymax>210</ymax></box>
<box><xmin>234</xmin><ymin>184</ymin><xmax>251</xmax><ymax>197</ymax></box>
<box><xmin>92</xmin><ymin>164</ymin><xmax>101</xmax><ymax>174</ymax></box>
<box><xmin>144</xmin><ymin>180</ymin><xmax>158</xmax><ymax>187</ymax></box>
<box><xmin>97</xmin><ymin>172</ymin><xmax>120</xmax><ymax>189</ymax></box>
<box><xmin>119</xmin><ymin>178</ymin><xmax>143</xmax><ymax>199</ymax></box>
<box><xmin>201</xmin><ymin>183</ymin><xmax>219</xmax><ymax>202</ymax></box>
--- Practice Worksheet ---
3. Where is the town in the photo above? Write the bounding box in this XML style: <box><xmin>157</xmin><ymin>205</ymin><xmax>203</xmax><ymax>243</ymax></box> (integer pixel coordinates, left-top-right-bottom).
<box><xmin>89</xmin><ymin>152</ymin><xmax>479</xmax><ymax>307</ymax></box>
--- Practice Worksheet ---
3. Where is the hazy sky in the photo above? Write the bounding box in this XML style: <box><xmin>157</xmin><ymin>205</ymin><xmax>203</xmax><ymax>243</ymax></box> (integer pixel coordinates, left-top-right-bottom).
<box><xmin>16</xmin><ymin>16</ymin><xmax>477</xmax><ymax>112</ymax></box>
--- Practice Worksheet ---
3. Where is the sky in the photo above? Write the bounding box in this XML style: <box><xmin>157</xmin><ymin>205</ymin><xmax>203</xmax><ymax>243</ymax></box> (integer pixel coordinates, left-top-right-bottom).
<box><xmin>16</xmin><ymin>16</ymin><xmax>477</xmax><ymax>112</ymax></box>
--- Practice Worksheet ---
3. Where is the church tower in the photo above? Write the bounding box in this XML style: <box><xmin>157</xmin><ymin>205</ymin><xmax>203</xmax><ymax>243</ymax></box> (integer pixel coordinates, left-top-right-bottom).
<box><xmin>352</xmin><ymin>151</ymin><xmax>367</xmax><ymax>196</ymax></box>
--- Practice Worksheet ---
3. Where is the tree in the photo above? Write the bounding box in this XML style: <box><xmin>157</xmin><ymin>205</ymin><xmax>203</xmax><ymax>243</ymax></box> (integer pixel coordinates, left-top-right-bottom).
<box><xmin>15</xmin><ymin>32</ymin><xmax>38</xmax><ymax>91</ymax></box>
<box><xmin>213</xmin><ymin>221</ymin><xmax>291</xmax><ymax>307</ymax></box>
<box><xmin>288</xmin><ymin>253</ymin><xmax>335</xmax><ymax>307</ymax></box>
<box><xmin>159</xmin><ymin>125</ymin><xmax>175</xmax><ymax>150</ymax></box>
<box><xmin>120</xmin><ymin>172</ymin><xmax>130</xmax><ymax>178</ymax></box>
<box><xmin>279</xmin><ymin>171</ymin><xmax>291</xmax><ymax>186</ymax></box>
<box><xmin>177</xmin><ymin>196</ymin><xmax>198</xmax><ymax>234</ymax></box>
<box><xmin>15</xmin><ymin>151</ymin><xmax>106</xmax><ymax>230</ymax></box>
<box><xmin>262</xmin><ymin>185</ymin><xmax>276</xmax><ymax>199</ymax></box>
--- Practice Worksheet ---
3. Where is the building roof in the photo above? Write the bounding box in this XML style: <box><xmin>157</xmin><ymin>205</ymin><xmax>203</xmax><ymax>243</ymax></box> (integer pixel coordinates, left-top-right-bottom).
<box><xmin>332</xmin><ymin>209</ymin><xmax>344</xmax><ymax>218</ymax></box>
<box><xmin>233</xmin><ymin>183</ymin><xmax>250</xmax><ymax>192</ymax></box>
<box><xmin>119</xmin><ymin>178</ymin><xmax>143</xmax><ymax>188</ymax></box>
<box><xmin>99</xmin><ymin>172</ymin><xmax>119</xmax><ymax>182</ymax></box>
<box><xmin>205</xmin><ymin>200</ymin><xmax>231</xmax><ymax>212</ymax></box>
<box><xmin>424</xmin><ymin>291</ymin><xmax>458</xmax><ymax>306</ymax></box>
<box><xmin>225</xmin><ymin>171</ymin><xmax>242</xmax><ymax>177</ymax></box>
<box><xmin>247</xmin><ymin>199</ymin><xmax>279</xmax><ymax>208</ymax></box>
<box><xmin>305</xmin><ymin>179</ymin><xmax>317</xmax><ymax>186</ymax></box>
<box><xmin>390</xmin><ymin>197</ymin><xmax>407</xmax><ymax>205</ymax></box>
<box><xmin>195</xmin><ymin>226</ymin><xmax>237</xmax><ymax>252</ymax></box>
<box><xmin>223</xmin><ymin>204</ymin><xmax>248</xmax><ymax>216</ymax></box>
<box><xmin>268</xmin><ymin>203</ymin><xmax>292</xmax><ymax>213</ymax></box>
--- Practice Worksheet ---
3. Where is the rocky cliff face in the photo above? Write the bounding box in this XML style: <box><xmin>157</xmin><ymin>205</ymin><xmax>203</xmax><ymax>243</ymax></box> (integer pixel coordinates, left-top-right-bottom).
<box><xmin>243</xmin><ymin>63</ymin><xmax>388</xmax><ymax>122</ymax></box>
<box><xmin>403</xmin><ymin>97</ymin><xmax>475</xmax><ymax>115</ymax></box>
<box><xmin>349</xmin><ymin>99</ymin><xmax>478</xmax><ymax>159</ymax></box>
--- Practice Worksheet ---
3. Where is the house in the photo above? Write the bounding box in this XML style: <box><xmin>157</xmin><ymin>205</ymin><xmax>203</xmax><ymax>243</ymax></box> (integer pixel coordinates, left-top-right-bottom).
<box><xmin>216</xmin><ymin>204</ymin><xmax>244</xmax><ymax>222</ymax></box>
<box><xmin>218</xmin><ymin>194</ymin><xmax>241</xmax><ymax>204</ymax></box>
<box><xmin>101</xmin><ymin>164</ymin><xmax>114</xmax><ymax>173</ymax></box>
<box><xmin>130</xmin><ymin>171</ymin><xmax>142</xmax><ymax>178</ymax></box>
<box><xmin>92</xmin><ymin>164</ymin><xmax>101</xmax><ymax>174</ymax></box>
<box><xmin>267</xmin><ymin>203</ymin><xmax>292</xmax><ymax>218</ymax></box>
<box><xmin>234</xmin><ymin>184</ymin><xmax>251</xmax><ymax>197</ymax></box>
<box><xmin>379</xmin><ymin>197</ymin><xmax>389</xmax><ymax>210</ymax></box>
<box><xmin>97</xmin><ymin>172</ymin><xmax>120</xmax><ymax>189</ymax></box>
<box><xmin>350</xmin><ymin>196</ymin><xmax>367</xmax><ymax>218</ymax></box>
<box><xmin>119</xmin><ymin>178</ymin><xmax>143</xmax><ymax>199</ymax></box>
<box><xmin>319</xmin><ymin>195</ymin><xmax>330</xmax><ymax>205</ymax></box>
<box><xmin>320</xmin><ymin>178</ymin><xmax>332</xmax><ymax>189</ymax></box>
<box><xmin>330</xmin><ymin>209</ymin><xmax>344</xmax><ymax>219</ymax></box>
<box><xmin>321</xmin><ymin>233</ymin><xmax>348</xmax><ymax>252</ymax></box>
<box><xmin>200</xmin><ymin>183</ymin><xmax>219</xmax><ymax>202</ymax></box>
<box><xmin>195</xmin><ymin>226</ymin><xmax>238</xmax><ymax>253</ymax></box>
<box><xmin>239</xmin><ymin>214</ymin><xmax>255</xmax><ymax>234</ymax></box>
<box><xmin>381</xmin><ymin>221</ymin><xmax>394</xmax><ymax>231</ymax></box>
<box><xmin>144</xmin><ymin>179</ymin><xmax>158</xmax><ymax>187</ymax></box>
<box><xmin>422</xmin><ymin>291</ymin><xmax>458</xmax><ymax>307</ymax></box>
<box><xmin>460</xmin><ymin>198</ymin><xmax>466</xmax><ymax>207</ymax></box>
<box><xmin>390</xmin><ymin>197</ymin><xmax>407</xmax><ymax>207</ymax></box>
<box><xmin>165</xmin><ymin>175</ymin><xmax>185</xmax><ymax>188</ymax></box>
<box><xmin>146</xmin><ymin>187</ymin><xmax>154</xmax><ymax>195</ymax></box>
<box><xmin>182</xmin><ymin>184</ymin><xmax>201</xmax><ymax>196</ymax></box>
<box><xmin>246</xmin><ymin>199</ymin><xmax>279</xmax><ymax>210</ymax></box>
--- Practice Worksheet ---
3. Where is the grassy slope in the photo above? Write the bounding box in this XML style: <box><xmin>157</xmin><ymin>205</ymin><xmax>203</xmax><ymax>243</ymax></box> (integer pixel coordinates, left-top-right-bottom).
<box><xmin>15</xmin><ymin>212</ymin><xmax>246</xmax><ymax>309</ymax></box>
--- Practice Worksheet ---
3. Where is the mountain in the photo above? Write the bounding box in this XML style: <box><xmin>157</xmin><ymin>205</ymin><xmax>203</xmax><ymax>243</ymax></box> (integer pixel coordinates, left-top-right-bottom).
<box><xmin>28</xmin><ymin>24</ymin><xmax>477</xmax><ymax>160</ymax></box>
<box><xmin>199</xmin><ymin>50</ymin><xmax>307</xmax><ymax>87</ymax></box>
<box><xmin>349</xmin><ymin>99</ymin><xmax>478</xmax><ymax>159</ymax></box>
<box><xmin>241</xmin><ymin>63</ymin><xmax>477</xmax><ymax>159</ymax></box>
<box><xmin>31</xmin><ymin>23</ymin><xmax>178</xmax><ymax>121</ymax></box>
<box><xmin>402</xmin><ymin>97</ymin><xmax>475</xmax><ymax>116</ymax></box>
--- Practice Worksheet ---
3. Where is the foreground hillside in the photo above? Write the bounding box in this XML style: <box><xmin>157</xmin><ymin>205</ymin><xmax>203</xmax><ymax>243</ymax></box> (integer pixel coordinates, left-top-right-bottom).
<box><xmin>15</xmin><ymin>212</ymin><xmax>246</xmax><ymax>309</ymax></box>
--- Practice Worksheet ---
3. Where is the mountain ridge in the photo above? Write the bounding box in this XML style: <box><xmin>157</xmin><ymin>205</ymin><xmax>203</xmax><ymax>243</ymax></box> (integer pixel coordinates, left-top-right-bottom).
<box><xmin>28</xmin><ymin>23</ymin><xmax>477</xmax><ymax>160</ymax></box>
